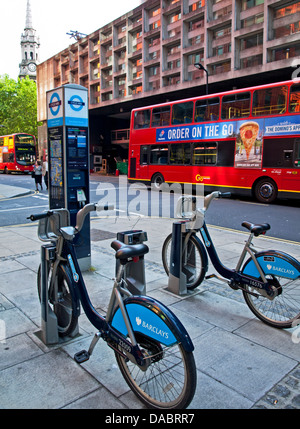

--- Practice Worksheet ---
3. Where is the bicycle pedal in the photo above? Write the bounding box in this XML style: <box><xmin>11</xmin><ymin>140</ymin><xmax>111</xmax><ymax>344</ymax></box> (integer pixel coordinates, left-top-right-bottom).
<box><xmin>74</xmin><ymin>350</ymin><xmax>90</xmax><ymax>363</ymax></box>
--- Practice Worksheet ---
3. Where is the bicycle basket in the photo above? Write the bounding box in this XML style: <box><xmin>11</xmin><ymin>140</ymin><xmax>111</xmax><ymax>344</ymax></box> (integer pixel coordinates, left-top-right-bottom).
<box><xmin>37</xmin><ymin>209</ymin><xmax>70</xmax><ymax>241</ymax></box>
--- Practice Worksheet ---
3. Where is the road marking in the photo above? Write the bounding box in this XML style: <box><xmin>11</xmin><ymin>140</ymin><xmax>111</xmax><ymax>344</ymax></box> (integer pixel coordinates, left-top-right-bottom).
<box><xmin>0</xmin><ymin>204</ymin><xmax>48</xmax><ymax>213</ymax></box>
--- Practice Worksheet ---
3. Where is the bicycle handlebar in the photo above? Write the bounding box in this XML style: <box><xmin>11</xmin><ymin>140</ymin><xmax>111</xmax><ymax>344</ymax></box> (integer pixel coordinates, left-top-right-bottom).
<box><xmin>203</xmin><ymin>191</ymin><xmax>231</xmax><ymax>211</ymax></box>
<box><xmin>27</xmin><ymin>212</ymin><xmax>52</xmax><ymax>222</ymax></box>
<box><xmin>27</xmin><ymin>203</ymin><xmax>114</xmax><ymax>232</ymax></box>
<box><xmin>75</xmin><ymin>203</ymin><xmax>114</xmax><ymax>232</ymax></box>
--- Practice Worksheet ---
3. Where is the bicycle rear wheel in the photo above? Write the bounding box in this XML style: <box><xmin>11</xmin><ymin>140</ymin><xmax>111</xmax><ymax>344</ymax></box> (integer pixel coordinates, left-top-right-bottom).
<box><xmin>37</xmin><ymin>263</ymin><xmax>79</xmax><ymax>337</ymax></box>
<box><xmin>162</xmin><ymin>233</ymin><xmax>206</xmax><ymax>290</ymax></box>
<box><xmin>115</xmin><ymin>333</ymin><xmax>196</xmax><ymax>409</ymax></box>
<box><xmin>242</xmin><ymin>274</ymin><xmax>300</xmax><ymax>329</ymax></box>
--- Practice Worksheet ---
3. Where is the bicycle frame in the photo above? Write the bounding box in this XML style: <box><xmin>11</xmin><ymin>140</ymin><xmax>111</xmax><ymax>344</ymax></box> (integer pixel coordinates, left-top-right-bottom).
<box><xmin>186</xmin><ymin>222</ymin><xmax>277</xmax><ymax>298</ymax></box>
<box><xmin>63</xmin><ymin>237</ymin><xmax>194</xmax><ymax>367</ymax></box>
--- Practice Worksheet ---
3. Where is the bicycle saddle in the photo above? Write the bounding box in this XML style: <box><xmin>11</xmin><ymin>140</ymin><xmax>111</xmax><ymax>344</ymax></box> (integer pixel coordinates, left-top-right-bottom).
<box><xmin>111</xmin><ymin>240</ymin><xmax>149</xmax><ymax>261</ymax></box>
<box><xmin>242</xmin><ymin>221</ymin><xmax>270</xmax><ymax>236</ymax></box>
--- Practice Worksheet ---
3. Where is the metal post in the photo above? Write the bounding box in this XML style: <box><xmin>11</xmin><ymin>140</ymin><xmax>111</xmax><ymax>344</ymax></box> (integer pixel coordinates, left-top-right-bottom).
<box><xmin>116</xmin><ymin>230</ymin><xmax>148</xmax><ymax>295</ymax></box>
<box><xmin>40</xmin><ymin>244</ymin><xmax>59</xmax><ymax>345</ymax></box>
<box><xmin>166</xmin><ymin>222</ymin><xmax>188</xmax><ymax>296</ymax></box>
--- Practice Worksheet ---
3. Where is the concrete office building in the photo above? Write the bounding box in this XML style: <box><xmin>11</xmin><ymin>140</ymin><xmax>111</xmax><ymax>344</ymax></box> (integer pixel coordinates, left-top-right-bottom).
<box><xmin>36</xmin><ymin>0</ymin><xmax>300</xmax><ymax>170</ymax></box>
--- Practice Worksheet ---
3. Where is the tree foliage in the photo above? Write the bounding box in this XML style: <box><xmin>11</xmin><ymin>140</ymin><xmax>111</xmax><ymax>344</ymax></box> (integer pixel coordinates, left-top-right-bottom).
<box><xmin>0</xmin><ymin>74</ymin><xmax>41</xmax><ymax>138</ymax></box>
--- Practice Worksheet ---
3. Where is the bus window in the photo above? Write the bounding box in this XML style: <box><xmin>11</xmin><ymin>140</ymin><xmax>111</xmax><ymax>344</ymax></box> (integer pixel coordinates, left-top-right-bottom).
<box><xmin>150</xmin><ymin>145</ymin><xmax>169</xmax><ymax>164</ymax></box>
<box><xmin>289</xmin><ymin>84</ymin><xmax>300</xmax><ymax>113</ymax></box>
<box><xmin>221</xmin><ymin>92</ymin><xmax>250</xmax><ymax>119</ymax></box>
<box><xmin>193</xmin><ymin>143</ymin><xmax>217</xmax><ymax>165</ymax></box>
<box><xmin>172</xmin><ymin>102</ymin><xmax>194</xmax><ymax>125</ymax></box>
<box><xmin>195</xmin><ymin>97</ymin><xmax>219</xmax><ymax>122</ymax></box>
<box><xmin>151</xmin><ymin>106</ymin><xmax>171</xmax><ymax>127</ymax></box>
<box><xmin>134</xmin><ymin>109</ymin><xmax>151</xmax><ymax>129</ymax></box>
<box><xmin>140</xmin><ymin>146</ymin><xmax>149</xmax><ymax>164</ymax></box>
<box><xmin>170</xmin><ymin>143</ymin><xmax>191</xmax><ymax>165</ymax></box>
<box><xmin>253</xmin><ymin>85</ymin><xmax>287</xmax><ymax>116</ymax></box>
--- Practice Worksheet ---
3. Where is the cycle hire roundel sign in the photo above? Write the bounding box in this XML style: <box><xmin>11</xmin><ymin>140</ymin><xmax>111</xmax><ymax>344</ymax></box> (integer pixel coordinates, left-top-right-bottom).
<box><xmin>64</xmin><ymin>86</ymin><xmax>88</xmax><ymax>127</ymax></box>
<box><xmin>47</xmin><ymin>88</ymin><xmax>63</xmax><ymax>127</ymax></box>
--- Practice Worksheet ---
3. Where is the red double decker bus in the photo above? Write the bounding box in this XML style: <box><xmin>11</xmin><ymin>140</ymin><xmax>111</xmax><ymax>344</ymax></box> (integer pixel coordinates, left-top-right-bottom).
<box><xmin>0</xmin><ymin>133</ymin><xmax>37</xmax><ymax>174</ymax></box>
<box><xmin>128</xmin><ymin>80</ymin><xmax>300</xmax><ymax>203</ymax></box>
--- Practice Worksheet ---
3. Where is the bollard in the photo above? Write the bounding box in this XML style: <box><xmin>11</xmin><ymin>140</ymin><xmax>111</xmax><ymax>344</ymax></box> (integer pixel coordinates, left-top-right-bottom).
<box><xmin>40</xmin><ymin>244</ymin><xmax>59</xmax><ymax>345</ymax></box>
<box><xmin>166</xmin><ymin>222</ymin><xmax>188</xmax><ymax>296</ymax></box>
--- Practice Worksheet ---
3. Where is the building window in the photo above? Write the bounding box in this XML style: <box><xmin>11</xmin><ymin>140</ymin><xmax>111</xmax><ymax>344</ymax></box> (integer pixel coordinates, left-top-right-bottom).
<box><xmin>213</xmin><ymin>5</ymin><xmax>232</xmax><ymax>20</ymax></box>
<box><xmin>188</xmin><ymin>17</ymin><xmax>204</xmax><ymax>31</ymax></box>
<box><xmin>240</xmin><ymin>33</ymin><xmax>263</xmax><ymax>50</ymax></box>
<box><xmin>213</xmin><ymin>26</ymin><xmax>231</xmax><ymax>39</ymax></box>
<box><xmin>189</xmin><ymin>1</ymin><xmax>205</xmax><ymax>13</ymax></box>
<box><xmin>188</xmin><ymin>51</ymin><xmax>204</xmax><ymax>65</ymax></box>
<box><xmin>167</xmin><ymin>59</ymin><xmax>180</xmax><ymax>70</ymax></box>
<box><xmin>275</xmin><ymin>2</ymin><xmax>300</xmax><ymax>18</ymax></box>
<box><xmin>241</xmin><ymin>0</ymin><xmax>264</xmax><ymax>11</ymax></box>
<box><xmin>168</xmin><ymin>12</ymin><xmax>181</xmax><ymax>24</ymax></box>
<box><xmin>240</xmin><ymin>54</ymin><xmax>263</xmax><ymax>69</ymax></box>
<box><xmin>241</xmin><ymin>13</ymin><xmax>264</xmax><ymax>28</ymax></box>
<box><xmin>210</xmin><ymin>61</ymin><xmax>231</xmax><ymax>75</ymax></box>
<box><xmin>212</xmin><ymin>43</ymin><xmax>231</xmax><ymax>56</ymax></box>
<box><xmin>270</xmin><ymin>44</ymin><xmax>300</xmax><ymax>62</ymax></box>
<box><xmin>275</xmin><ymin>22</ymin><xmax>300</xmax><ymax>38</ymax></box>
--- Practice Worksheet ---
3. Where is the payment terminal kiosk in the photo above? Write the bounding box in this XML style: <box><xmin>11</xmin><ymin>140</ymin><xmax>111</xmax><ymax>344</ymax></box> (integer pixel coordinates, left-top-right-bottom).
<box><xmin>47</xmin><ymin>84</ymin><xmax>91</xmax><ymax>270</ymax></box>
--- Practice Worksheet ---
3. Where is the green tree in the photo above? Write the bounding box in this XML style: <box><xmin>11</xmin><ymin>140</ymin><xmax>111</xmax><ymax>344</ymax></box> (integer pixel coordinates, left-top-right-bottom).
<box><xmin>0</xmin><ymin>74</ymin><xmax>41</xmax><ymax>138</ymax></box>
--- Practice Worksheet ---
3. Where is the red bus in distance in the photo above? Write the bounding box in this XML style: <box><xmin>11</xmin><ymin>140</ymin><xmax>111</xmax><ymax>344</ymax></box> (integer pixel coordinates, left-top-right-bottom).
<box><xmin>128</xmin><ymin>79</ymin><xmax>300</xmax><ymax>203</ymax></box>
<box><xmin>0</xmin><ymin>133</ymin><xmax>37</xmax><ymax>174</ymax></box>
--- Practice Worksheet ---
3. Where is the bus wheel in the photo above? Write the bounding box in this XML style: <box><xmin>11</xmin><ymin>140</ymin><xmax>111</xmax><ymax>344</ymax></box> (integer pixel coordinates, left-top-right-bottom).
<box><xmin>151</xmin><ymin>173</ymin><xmax>165</xmax><ymax>190</ymax></box>
<box><xmin>254</xmin><ymin>178</ymin><xmax>277</xmax><ymax>203</ymax></box>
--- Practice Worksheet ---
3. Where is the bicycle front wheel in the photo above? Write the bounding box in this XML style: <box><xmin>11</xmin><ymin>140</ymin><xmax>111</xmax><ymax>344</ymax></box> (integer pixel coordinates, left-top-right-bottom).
<box><xmin>37</xmin><ymin>263</ymin><xmax>79</xmax><ymax>337</ymax></box>
<box><xmin>242</xmin><ymin>274</ymin><xmax>300</xmax><ymax>329</ymax></box>
<box><xmin>162</xmin><ymin>233</ymin><xmax>206</xmax><ymax>290</ymax></box>
<box><xmin>115</xmin><ymin>333</ymin><xmax>196</xmax><ymax>409</ymax></box>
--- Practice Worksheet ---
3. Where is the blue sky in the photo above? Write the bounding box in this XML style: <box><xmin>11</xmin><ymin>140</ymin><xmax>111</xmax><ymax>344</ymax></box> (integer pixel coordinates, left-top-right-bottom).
<box><xmin>1</xmin><ymin>0</ymin><xmax>142</xmax><ymax>80</ymax></box>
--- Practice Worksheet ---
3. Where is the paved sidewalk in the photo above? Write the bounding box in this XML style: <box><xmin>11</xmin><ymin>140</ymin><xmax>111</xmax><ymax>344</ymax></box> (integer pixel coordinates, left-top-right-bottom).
<box><xmin>0</xmin><ymin>183</ymin><xmax>299</xmax><ymax>410</ymax></box>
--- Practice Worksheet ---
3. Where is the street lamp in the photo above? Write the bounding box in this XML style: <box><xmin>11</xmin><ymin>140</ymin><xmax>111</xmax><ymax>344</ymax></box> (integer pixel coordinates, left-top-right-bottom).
<box><xmin>194</xmin><ymin>63</ymin><xmax>208</xmax><ymax>96</ymax></box>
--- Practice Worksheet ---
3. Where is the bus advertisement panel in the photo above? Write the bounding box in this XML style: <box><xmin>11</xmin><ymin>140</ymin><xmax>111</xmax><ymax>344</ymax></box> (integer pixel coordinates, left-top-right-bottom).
<box><xmin>0</xmin><ymin>133</ymin><xmax>36</xmax><ymax>174</ymax></box>
<box><xmin>128</xmin><ymin>80</ymin><xmax>300</xmax><ymax>203</ymax></box>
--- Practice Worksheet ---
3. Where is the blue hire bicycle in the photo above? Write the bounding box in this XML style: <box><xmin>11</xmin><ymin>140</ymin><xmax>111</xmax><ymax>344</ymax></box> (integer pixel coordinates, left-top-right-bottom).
<box><xmin>162</xmin><ymin>191</ymin><xmax>300</xmax><ymax>329</ymax></box>
<box><xmin>29</xmin><ymin>203</ymin><xmax>196</xmax><ymax>409</ymax></box>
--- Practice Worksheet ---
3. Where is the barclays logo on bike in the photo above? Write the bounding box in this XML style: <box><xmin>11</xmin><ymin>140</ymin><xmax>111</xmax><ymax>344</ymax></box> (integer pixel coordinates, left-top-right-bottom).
<box><xmin>266</xmin><ymin>263</ymin><xmax>295</xmax><ymax>276</ymax></box>
<box><xmin>136</xmin><ymin>316</ymin><xmax>169</xmax><ymax>339</ymax></box>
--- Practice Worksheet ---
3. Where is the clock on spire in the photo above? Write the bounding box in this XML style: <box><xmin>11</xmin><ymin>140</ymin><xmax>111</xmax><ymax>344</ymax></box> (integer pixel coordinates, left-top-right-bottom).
<box><xmin>19</xmin><ymin>0</ymin><xmax>40</xmax><ymax>81</ymax></box>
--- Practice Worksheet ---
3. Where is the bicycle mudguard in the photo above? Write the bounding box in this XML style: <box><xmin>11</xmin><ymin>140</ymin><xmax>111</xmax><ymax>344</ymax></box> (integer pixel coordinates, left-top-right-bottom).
<box><xmin>242</xmin><ymin>250</ymin><xmax>300</xmax><ymax>280</ymax></box>
<box><xmin>111</xmin><ymin>296</ymin><xmax>194</xmax><ymax>352</ymax></box>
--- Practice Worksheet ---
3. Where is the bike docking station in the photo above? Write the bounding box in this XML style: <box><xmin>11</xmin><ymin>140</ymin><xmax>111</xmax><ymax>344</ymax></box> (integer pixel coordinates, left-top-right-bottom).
<box><xmin>116</xmin><ymin>230</ymin><xmax>148</xmax><ymax>295</ymax></box>
<box><xmin>167</xmin><ymin>196</ymin><xmax>202</xmax><ymax>296</ymax></box>
<box><xmin>38</xmin><ymin>209</ymin><xmax>78</xmax><ymax>345</ymax></box>
<box><xmin>37</xmin><ymin>83</ymin><xmax>91</xmax><ymax>345</ymax></box>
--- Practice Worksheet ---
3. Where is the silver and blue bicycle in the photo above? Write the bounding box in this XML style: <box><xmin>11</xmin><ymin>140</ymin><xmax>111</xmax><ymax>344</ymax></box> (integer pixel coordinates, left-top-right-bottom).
<box><xmin>29</xmin><ymin>203</ymin><xmax>196</xmax><ymax>409</ymax></box>
<box><xmin>162</xmin><ymin>191</ymin><xmax>300</xmax><ymax>329</ymax></box>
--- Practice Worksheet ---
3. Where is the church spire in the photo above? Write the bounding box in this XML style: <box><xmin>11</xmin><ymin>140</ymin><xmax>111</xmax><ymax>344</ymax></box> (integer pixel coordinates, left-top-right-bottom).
<box><xmin>19</xmin><ymin>0</ymin><xmax>40</xmax><ymax>81</ymax></box>
<box><xmin>25</xmin><ymin>0</ymin><xmax>33</xmax><ymax>30</ymax></box>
